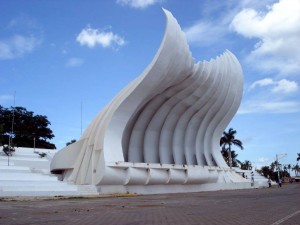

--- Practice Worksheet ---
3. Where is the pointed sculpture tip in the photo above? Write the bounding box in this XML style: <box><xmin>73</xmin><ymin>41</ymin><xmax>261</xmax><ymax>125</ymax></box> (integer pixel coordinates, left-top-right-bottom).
<box><xmin>162</xmin><ymin>7</ymin><xmax>171</xmax><ymax>14</ymax></box>
<box><xmin>222</xmin><ymin>49</ymin><xmax>233</xmax><ymax>58</ymax></box>
<box><xmin>161</xmin><ymin>8</ymin><xmax>173</xmax><ymax>22</ymax></box>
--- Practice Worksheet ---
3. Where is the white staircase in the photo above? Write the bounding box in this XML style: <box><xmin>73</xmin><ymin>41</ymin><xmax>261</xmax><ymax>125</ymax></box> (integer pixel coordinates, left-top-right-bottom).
<box><xmin>0</xmin><ymin>147</ymin><xmax>99</xmax><ymax>197</ymax></box>
<box><xmin>233</xmin><ymin>167</ymin><xmax>268</xmax><ymax>187</ymax></box>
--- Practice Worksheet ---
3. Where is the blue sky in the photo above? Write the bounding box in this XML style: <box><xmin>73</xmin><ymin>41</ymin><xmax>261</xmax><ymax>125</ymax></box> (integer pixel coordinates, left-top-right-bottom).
<box><xmin>1</xmin><ymin>0</ymin><xmax>299</xmax><ymax>170</ymax></box>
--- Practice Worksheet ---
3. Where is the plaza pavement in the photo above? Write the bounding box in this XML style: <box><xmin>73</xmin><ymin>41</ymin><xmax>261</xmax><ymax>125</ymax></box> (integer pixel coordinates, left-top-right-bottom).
<box><xmin>0</xmin><ymin>183</ymin><xmax>299</xmax><ymax>225</ymax></box>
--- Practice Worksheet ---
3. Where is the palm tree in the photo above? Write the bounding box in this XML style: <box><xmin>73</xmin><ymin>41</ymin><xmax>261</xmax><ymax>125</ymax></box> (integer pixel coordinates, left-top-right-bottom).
<box><xmin>270</xmin><ymin>161</ymin><xmax>276</xmax><ymax>171</ymax></box>
<box><xmin>220</xmin><ymin>128</ymin><xmax>243</xmax><ymax>168</ymax></box>
<box><xmin>274</xmin><ymin>160</ymin><xmax>281</xmax><ymax>172</ymax></box>
<box><xmin>292</xmin><ymin>164</ymin><xmax>300</xmax><ymax>176</ymax></box>
<box><xmin>297</xmin><ymin>153</ymin><xmax>300</xmax><ymax>161</ymax></box>
<box><xmin>282</xmin><ymin>165</ymin><xmax>290</xmax><ymax>177</ymax></box>
<box><xmin>240</xmin><ymin>160</ymin><xmax>252</xmax><ymax>170</ymax></box>
<box><xmin>288</xmin><ymin>164</ymin><xmax>291</xmax><ymax>175</ymax></box>
<box><xmin>221</xmin><ymin>148</ymin><xmax>241</xmax><ymax>167</ymax></box>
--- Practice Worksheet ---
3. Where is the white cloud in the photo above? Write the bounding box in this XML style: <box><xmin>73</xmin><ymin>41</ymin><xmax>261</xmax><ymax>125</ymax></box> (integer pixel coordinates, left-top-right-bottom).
<box><xmin>76</xmin><ymin>27</ymin><xmax>125</xmax><ymax>49</ymax></box>
<box><xmin>243</xmin><ymin>77</ymin><xmax>299</xmax><ymax>114</ymax></box>
<box><xmin>249</xmin><ymin>78</ymin><xmax>298</xmax><ymax>93</ymax></box>
<box><xmin>257</xmin><ymin>157</ymin><xmax>271</xmax><ymax>163</ymax></box>
<box><xmin>231</xmin><ymin>0</ymin><xmax>300</xmax><ymax>75</ymax></box>
<box><xmin>254</xmin><ymin>156</ymin><xmax>274</xmax><ymax>168</ymax></box>
<box><xmin>0</xmin><ymin>35</ymin><xmax>40</xmax><ymax>60</ymax></box>
<box><xmin>66</xmin><ymin>57</ymin><xmax>84</xmax><ymax>67</ymax></box>
<box><xmin>116</xmin><ymin>0</ymin><xmax>160</xmax><ymax>9</ymax></box>
<box><xmin>0</xmin><ymin>94</ymin><xmax>14</xmax><ymax>104</ymax></box>
<box><xmin>272</xmin><ymin>79</ymin><xmax>298</xmax><ymax>93</ymax></box>
<box><xmin>182</xmin><ymin>0</ymin><xmax>275</xmax><ymax>48</ymax></box>
<box><xmin>184</xmin><ymin>21</ymin><xmax>227</xmax><ymax>47</ymax></box>
<box><xmin>238</xmin><ymin>100</ymin><xmax>300</xmax><ymax>114</ymax></box>
<box><xmin>250</xmin><ymin>78</ymin><xmax>274</xmax><ymax>89</ymax></box>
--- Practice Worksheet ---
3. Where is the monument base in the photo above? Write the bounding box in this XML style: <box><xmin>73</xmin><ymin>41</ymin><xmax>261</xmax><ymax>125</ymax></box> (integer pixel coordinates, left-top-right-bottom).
<box><xmin>96</xmin><ymin>182</ymin><xmax>261</xmax><ymax>195</ymax></box>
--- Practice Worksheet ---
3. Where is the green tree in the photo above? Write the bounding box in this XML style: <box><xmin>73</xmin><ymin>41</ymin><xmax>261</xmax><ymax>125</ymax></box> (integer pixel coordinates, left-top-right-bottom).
<box><xmin>292</xmin><ymin>164</ymin><xmax>300</xmax><ymax>176</ymax></box>
<box><xmin>0</xmin><ymin>123</ymin><xmax>4</xmax><ymax>145</ymax></box>
<box><xmin>220</xmin><ymin>128</ymin><xmax>243</xmax><ymax>168</ymax></box>
<box><xmin>0</xmin><ymin>105</ymin><xmax>56</xmax><ymax>149</ymax></box>
<box><xmin>288</xmin><ymin>164</ymin><xmax>291</xmax><ymax>175</ymax></box>
<box><xmin>270</xmin><ymin>161</ymin><xmax>277</xmax><ymax>171</ymax></box>
<box><xmin>240</xmin><ymin>160</ymin><xmax>252</xmax><ymax>170</ymax></box>
<box><xmin>221</xmin><ymin>148</ymin><xmax>241</xmax><ymax>167</ymax></box>
<box><xmin>259</xmin><ymin>166</ymin><xmax>272</xmax><ymax>179</ymax></box>
<box><xmin>258</xmin><ymin>164</ymin><xmax>277</xmax><ymax>181</ymax></box>
<box><xmin>258</xmin><ymin>161</ymin><xmax>290</xmax><ymax>181</ymax></box>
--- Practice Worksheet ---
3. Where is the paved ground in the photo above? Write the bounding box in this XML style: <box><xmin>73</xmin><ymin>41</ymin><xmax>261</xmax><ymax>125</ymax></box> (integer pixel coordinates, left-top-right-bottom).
<box><xmin>0</xmin><ymin>183</ymin><xmax>299</xmax><ymax>225</ymax></box>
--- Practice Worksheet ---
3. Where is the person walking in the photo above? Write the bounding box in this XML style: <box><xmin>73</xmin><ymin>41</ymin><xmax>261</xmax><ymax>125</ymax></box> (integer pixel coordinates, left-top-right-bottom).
<box><xmin>278</xmin><ymin>178</ymin><xmax>282</xmax><ymax>188</ymax></box>
<box><xmin>251</xmin><ymin>171</ymin><xmax>254</xmax><ymax>186</ymax></box>
<box><xmin>268</xmin><ymin>177</ymin><xmax>272</xmax><ymax>188</ymax></box>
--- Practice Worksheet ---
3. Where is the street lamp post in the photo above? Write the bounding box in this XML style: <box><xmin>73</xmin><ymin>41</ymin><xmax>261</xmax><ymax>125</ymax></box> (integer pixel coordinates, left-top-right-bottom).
<box><xmin>276</xmin><ymin>154</ymin><xmax>280</xmax><ymax>181</ymax></box>
<box><xmin>7</xmin><ymin>92</ymin><xmax>16</xmax><ymax>166</ymax></box>
<box><xmin>33</xmin><ymin>137</ymin><xmax>36</xmax><ymax>153</ymax></box>
<box><xmin>276</xmin><ymin>153</ymin><xmax>287</xmax><ymax>181</ymax></box>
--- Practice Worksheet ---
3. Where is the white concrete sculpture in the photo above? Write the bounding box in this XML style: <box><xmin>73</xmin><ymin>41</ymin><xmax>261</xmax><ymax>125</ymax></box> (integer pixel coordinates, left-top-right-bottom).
<box><xmin>51</xmin><ymin>9</ymin><xmax>248</xmax><ymax>194</ymax></box>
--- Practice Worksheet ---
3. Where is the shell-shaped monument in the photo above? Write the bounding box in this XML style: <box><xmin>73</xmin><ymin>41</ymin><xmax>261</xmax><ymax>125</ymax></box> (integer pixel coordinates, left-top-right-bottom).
<box><xmin>51</xmin><ymin>9</ymin><xmax>248</xmax><ymax>194</ymax></box>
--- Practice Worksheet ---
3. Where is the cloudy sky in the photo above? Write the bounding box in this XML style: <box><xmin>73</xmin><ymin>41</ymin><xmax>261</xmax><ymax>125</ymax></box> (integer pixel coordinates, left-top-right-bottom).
<box><xmin>1</xmin><ymin>0</ymin><xmax>299</xmax><ymax>169</ymax></box>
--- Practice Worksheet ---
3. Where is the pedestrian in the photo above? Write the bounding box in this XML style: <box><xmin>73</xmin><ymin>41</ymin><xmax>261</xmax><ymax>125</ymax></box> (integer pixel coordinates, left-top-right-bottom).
<box><xmin>268</xmin><ymin>177</ymin><xmax>272</xmax><ymax>188</ymax></box>
<box><xmin>251</xmin><ymin>171</ymin><xmax>254</xmax><ymax>186</ymax></box>
<box><xmin>278</xmin><ymin>178</ymin><xmax>282</xmax><ymax>188</ymax></box>
<box><xmin>242</xmin><ymin>172</ymin><xmax>245</xmax><ymax>178</ymax></box>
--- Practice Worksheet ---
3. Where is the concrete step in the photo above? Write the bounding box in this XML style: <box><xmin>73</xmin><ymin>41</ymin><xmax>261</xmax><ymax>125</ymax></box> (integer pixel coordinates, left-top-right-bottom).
<box><xmin>77</xmin><ymin>185</ymin><xmax>99</xmax><ymax>195</ymax></box>
<box><xmin>0</xmin><ymin>161</ymin><xmax>15</xmax><ymax>166</ymax></box>
<box><xmin>0</xmin><ymin>180</ymin><xmax>70</xmax><ymax>186</ymax></box>
<box><xmin>0</xmin><ymin>165</ymin><xmax>31</xmax><ymax>173</ymax></box>
<box><xmin>0</xmin><ymin>159</ymin><xmax>51</xmax><ymax>170</ymax></box>
<box><xmin>0</xmin><ymin>156</ymin><xmax>48</xmax><ymax>162</ymax></box>
<box><xmin>3</xmin><ymin>154</ymin><xmax>39</xmax><ymax>158</ymax></box>
<box><xmin>31</xmin><ymin>168</ymin><xmax>53</xmax><ymax>175</ymax></box>
<box><xmin>1</xmin><ymin>185</ymin><xmax>78</xmax><ymax>192</ymax></box>
<box><xmin>0</xmin><ymin>190</ymin><xmax>80</xmax><ymax>197</ymax></box>
<box><xmin>0</xmin><ymin>172</ymin><xmax>58</xmax><ymax>181</ymax></box>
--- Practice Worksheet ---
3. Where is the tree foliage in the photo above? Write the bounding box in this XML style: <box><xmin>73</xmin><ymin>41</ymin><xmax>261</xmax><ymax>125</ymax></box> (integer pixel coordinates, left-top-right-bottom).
<box><xmin>220</xmin><ymin>128</ymin><xmax>243</xmax><ymax>168</ymax></box>
<box><xmin>240</xmin><ymin>160</ymin><xmax>252</xmax><ymax>170</ymax></box>
<box><xmin>0</xmin><ymin>105</ymin><xmax>56</xmax><ymax>149</ymax></box>
<box><xmin>220</xmin><ymin>148</ymin><xmax>241</xmax><ymax>167</ymax></box>
<box><xmin>257</xmin><ymin>161</ymin><xmax>291</xmax><ymax>181</ymax></box>
<box><xmin>292</xmin><ymin>164</ymin><xmax>300</xmax><ymax>176</ymax></box>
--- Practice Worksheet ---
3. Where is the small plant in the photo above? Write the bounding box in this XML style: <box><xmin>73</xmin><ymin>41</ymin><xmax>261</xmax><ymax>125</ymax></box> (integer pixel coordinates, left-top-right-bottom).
<box><xmin>38</xmin><ymin>152</ymin><xmax>47</xmax><ymax>158</ymax></box>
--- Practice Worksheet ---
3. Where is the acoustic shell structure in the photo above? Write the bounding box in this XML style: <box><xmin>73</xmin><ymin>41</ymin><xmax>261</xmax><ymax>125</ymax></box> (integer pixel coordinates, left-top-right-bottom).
<box><xmin>51</xmin><ymin>9</ymin><xmax>248</xmax><ymax>194</ymax></box>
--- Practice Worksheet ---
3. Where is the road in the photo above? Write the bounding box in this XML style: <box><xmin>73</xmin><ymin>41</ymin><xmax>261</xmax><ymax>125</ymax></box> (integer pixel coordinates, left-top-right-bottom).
<box><xmin>0</xmin><ymin>183</ymin><xmax>299</xmax><ymax>225</ymax></box>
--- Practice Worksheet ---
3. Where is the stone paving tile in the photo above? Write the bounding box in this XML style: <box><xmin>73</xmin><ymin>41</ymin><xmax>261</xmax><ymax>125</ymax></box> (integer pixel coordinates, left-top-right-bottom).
<box><xmin>0</xmin><ymin>184</ymin><xmax>299</xmax><ymax>225</ymax></box>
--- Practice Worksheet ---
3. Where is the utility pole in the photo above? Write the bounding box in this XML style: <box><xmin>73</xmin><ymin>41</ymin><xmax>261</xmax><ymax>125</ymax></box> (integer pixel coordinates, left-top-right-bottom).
<box><xmin>276</xmin><ymin>154</ymin><xmax>280</xmax><ymax>181</ymax></box>
<box><xmin>8</xmin><ymin>91</ymin><xmax>16</xmax><ymax>166</ymax></box>
<box><xmin>276</xmin><ymin>153</ymin><xmax>287</xmax><ymax>181</ymax></box>
<box><xmin>33</xmin><ymin>137</ymin><xmax>36</xmax><ymax>153</ymax></box>
<box><xmin>81</xmin><ymin>102</ymin><xmax>82</xmax><ymax>136</ymax></box>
